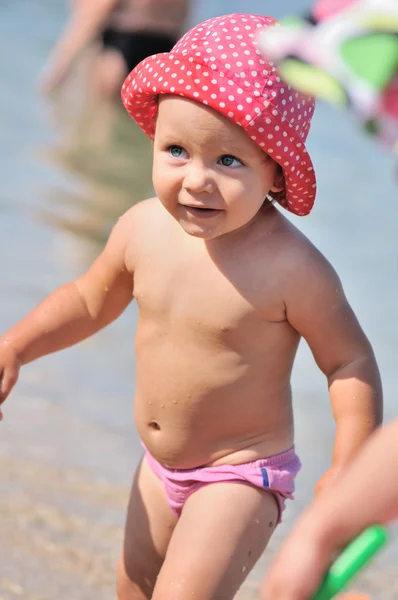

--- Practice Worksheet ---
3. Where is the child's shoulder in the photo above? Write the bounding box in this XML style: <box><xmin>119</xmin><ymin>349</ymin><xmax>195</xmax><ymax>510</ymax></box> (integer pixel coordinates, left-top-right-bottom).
<box><xmin>270</xmin><ymin>211</ymin><xmax>341</xmax><ymax>287</ymax></box>
<box><xmin>118</xmin><ymin>197</ymin><xmax>169</xmax><ymax>233</ymax></box>
<box><xmin>121</xmin><ymin>196</ymin><xmax>163</xmax><ymax>220</ymax></box>
<box><xmin>264</xmin><ymin>213</ymin><xmax>347</xmax><ymax>319</ymax></box>
<box><xmin>118</xmin><ymin>196</ymin><xmax>174</xmax><ymax>252</ymax></box>
<box><xmin>268</xmin><ymin>210</ymin><xmax>319</xmax><ymax>256</ymax></box>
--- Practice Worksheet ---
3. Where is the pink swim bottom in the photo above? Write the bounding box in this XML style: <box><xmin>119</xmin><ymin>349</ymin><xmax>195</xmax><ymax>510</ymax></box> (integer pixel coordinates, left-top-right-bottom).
<box><xmin>145</xmin><ymin>447</ymin><xmax>301</xmax><ymax>523</ymax></box>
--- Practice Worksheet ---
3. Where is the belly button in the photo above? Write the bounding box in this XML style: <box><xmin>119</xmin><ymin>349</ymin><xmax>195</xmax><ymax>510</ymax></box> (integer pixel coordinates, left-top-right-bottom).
<box><xmin>149</xmin><ymin>421</ymin><xmax>161</xmax><ymax>431</ymax></box>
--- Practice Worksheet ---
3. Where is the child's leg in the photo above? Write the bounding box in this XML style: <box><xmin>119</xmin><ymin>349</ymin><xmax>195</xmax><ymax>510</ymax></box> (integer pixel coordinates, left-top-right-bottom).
<box><xmin>117</xmin><ymin>457</ymin><xmax>178</xmax><ymax>600</ymax></box>
<box><xmin>152</xmin><ymin>482</ymin><xmax>279</xmax><ymax>600</ymax></box>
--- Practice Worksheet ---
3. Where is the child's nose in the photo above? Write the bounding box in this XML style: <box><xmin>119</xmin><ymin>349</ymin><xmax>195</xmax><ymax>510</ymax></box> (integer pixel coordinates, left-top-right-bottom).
<box><xmin>182</xmin><ymin>165</ymin><xmax>214</xmax><ymax>194</ymax></box>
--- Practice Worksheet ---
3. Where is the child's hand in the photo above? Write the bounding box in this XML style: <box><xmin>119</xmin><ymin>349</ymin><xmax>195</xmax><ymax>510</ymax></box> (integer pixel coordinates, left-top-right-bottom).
<box><xmin>0</xmin><ymin>340</ymin><xmax>21</xmax><ymax>420</ymax></box>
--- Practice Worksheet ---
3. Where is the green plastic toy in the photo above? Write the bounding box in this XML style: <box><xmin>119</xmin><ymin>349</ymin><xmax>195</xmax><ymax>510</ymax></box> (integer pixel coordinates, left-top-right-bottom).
<box><xmin>311</xmin><ymin>525</ymin><xmax>389</xmax><ymax>600</ymax></box>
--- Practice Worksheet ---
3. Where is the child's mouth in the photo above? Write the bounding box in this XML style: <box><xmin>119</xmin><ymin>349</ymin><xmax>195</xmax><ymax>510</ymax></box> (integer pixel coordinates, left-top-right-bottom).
<box><xmin>183</xmin><ymin>205</ymin><xmax>223</xmax><ymax>218</ymax></box>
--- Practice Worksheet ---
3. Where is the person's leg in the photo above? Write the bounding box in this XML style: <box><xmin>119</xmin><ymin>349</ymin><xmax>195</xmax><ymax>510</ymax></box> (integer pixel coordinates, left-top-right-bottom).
<box><xmin>91</xmin><ymin>48</ymin><xmax>127</xmax><ymax>100</ymax></box>
<box><xmin>117</xmin><ymin>456</ymin><xmax>178</xmax><ymax>600</ymax></box>
<box><xmin>91</xmin><ymin>29</ymin><xmax>178</xmax><ymax>100</ymax></box>
<box><xmin>152</xmin><ymin>482</ymin><xmax>279</xmax><ymax>600</ymax></box>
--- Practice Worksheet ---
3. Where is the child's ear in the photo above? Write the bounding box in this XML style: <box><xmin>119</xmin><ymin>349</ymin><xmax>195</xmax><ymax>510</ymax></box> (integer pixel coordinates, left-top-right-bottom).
<box><xmin>270</xmin><ymin>165</ymin><xmax>284</xmax><ymax>193</ymax></box>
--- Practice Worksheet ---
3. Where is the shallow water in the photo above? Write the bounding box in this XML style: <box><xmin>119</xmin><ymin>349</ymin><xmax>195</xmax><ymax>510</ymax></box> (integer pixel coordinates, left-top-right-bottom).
<box><xmin>1</xmin><ymin>1</ymin><xmax>398</xmax><ymax>598</ymax></box>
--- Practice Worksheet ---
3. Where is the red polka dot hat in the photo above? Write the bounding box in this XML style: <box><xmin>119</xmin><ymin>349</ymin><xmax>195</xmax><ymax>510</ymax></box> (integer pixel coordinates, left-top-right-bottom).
<box><xmin>121</xmin><ymin>13</ymin><xmax>317</xmax><ymax>216</ymax></box>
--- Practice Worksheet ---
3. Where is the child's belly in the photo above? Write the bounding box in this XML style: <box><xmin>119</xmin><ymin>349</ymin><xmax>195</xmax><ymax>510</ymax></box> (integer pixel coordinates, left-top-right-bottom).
<box><xmin>134</xmin><ymin>327</ymin><xmax>296</xmax><ymax>469</ymax></box>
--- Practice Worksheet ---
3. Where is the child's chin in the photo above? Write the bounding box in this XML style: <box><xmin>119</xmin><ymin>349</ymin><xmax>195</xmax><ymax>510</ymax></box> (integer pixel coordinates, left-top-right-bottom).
<box><xmin>179</xmin><ymin>220</ymin><xmax>224</xmax><ymax>240</ymax></box>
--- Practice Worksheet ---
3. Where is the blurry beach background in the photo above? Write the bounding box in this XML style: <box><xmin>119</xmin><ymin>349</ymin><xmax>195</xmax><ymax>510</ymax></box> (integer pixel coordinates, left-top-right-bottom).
<box><xmin>1</xmin><ymin>1</ymin><xmax>397</xmax><ymax>598</ymax></box>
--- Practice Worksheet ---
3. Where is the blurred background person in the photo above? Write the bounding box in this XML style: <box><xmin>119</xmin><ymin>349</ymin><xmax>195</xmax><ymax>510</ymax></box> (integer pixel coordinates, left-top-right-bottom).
<box><xmin>40</xmin><ymin>0</ymin><xmax>191</xmax><ymax>99</ymax></box>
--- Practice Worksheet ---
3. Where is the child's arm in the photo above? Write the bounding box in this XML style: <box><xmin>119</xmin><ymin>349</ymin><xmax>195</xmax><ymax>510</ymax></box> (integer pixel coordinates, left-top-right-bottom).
<box><xmin>260</xmin><ymin>419</ymin><xmax>398</xmax><ymax>600</ymax></box>
<box><xmin>0</xmin><ymin>208</ymin><xmax>135</xmax><ymax>413</ymax></box>
<box><xmin>40</xmin><ymin>0</ymin><xmax>118</xmax><ymax>92</ymax></box>
<box><xmin>284</xmin><ymin>245</ymin><xmax>383</xmax><ymax>491</ymax></box>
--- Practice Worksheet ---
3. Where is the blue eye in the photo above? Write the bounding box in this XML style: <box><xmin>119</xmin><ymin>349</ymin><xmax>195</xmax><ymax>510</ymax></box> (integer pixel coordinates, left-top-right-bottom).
<box><xmin>168</xmin><ymin>145</ymin><xmax>186</xmax><ymax>158</ymax></box>
<box><xmin>219</xmin><ymin>155</ymin><xmax>243</xmax><ymax>168</ymax></box>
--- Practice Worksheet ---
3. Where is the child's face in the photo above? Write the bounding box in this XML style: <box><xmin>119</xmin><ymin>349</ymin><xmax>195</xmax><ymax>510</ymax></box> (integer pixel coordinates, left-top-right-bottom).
<box><xmin>152</xmin><ymin>96</ymin><xmax>282</xmax><ymax>239</ymax></box>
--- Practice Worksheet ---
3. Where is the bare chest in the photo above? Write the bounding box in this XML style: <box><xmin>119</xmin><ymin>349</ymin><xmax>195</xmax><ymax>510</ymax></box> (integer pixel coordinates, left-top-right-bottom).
<box><xmin>133</xmin><ymin>248</ymin><xmax>285</xmax><ymax>341</ymax></box>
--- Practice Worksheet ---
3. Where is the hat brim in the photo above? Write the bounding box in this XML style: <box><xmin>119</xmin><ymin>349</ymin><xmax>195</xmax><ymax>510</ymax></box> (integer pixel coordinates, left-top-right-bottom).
<box><xmin>121</xmin><ymin>53</ymin><xmax>316</xmax><ymax>216</ymax></box>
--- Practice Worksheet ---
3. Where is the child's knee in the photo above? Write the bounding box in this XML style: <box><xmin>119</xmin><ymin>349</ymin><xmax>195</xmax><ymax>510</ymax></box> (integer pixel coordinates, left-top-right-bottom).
<box><xmin>116</xmin><ymin>554</ymin><xmax>151</xmax><ymax>600</ymax></box>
